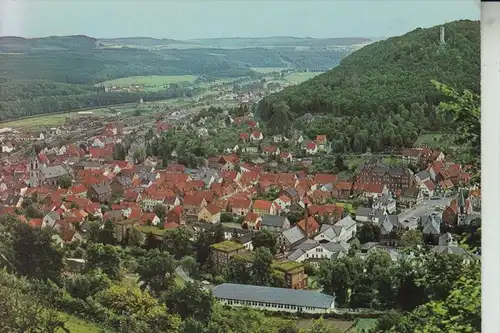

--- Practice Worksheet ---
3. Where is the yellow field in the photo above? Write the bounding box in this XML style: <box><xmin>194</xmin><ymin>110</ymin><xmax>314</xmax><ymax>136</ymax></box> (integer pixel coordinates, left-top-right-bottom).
<box><xmin>101</xmin><ymin>75</ymin><xmax>199</xmax><ymax>87</ymax></box>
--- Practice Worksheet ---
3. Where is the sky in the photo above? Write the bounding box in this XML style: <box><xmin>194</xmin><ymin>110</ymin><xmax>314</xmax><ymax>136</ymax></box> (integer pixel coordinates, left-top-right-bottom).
<box><xmin>0</xmin><ymin>0</ymin><xmax>480</xmax><ymax>40</ymax></box>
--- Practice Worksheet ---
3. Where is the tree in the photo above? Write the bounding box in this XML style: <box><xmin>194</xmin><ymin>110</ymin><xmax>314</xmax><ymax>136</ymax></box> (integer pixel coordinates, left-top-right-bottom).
<box><xmin>11</xmin><ymin>222</ymin><xmax>64</xmax><ymax>282</ymax></box>
<box><xmin>112</xmin><ymin>143</ymin><xmax>126</xmax><ymax>161</ymax></box>
<box><xmin>136</xmin><ymin>249</ymin><xmax>176</xmax><ymax>294</ymax></box>
<box><xmin>95</xmin><ymin>284</ymin><xmax>181</xmax><ymax>331</ymax></box>
<box><xmin>133</xmin><ymin>147</ymin><xmax>146</xmax><ymax>164</ymax></box>
<box><xmin>334</xmin><ymin>155</ymin><xmax>346</xmax><ymax>172</ymax></box>
<box><xmin>400</xmin><ymin>229</ymin><xmax>423</xmax><ymax>247</ymax></box>
<box><xmin>224</xmin><ymin>256</ymin><xmax>253</xmax><ymax>284</ymax></box>
<box><xmin>389</xmin><ymin>262</ymin><xmax>480</xmax><ymax>333</ymax></box>
<box><xmin>153</xmin><ymin>204</ymin><xmax>167</xmax><ymax>222</ymax></box>
<box><xmin>162</xmin><ymin>228</ymin><xmax>194</xmax><ymax>260</ymax></box>
<box><xmin>126</xmin><ymin>227</ymin><xmax>145</xmax><ymax>247</ymax></box>
<box><xmin>63</xmin><ymin>270</ymin><xmax>112</xmax><ymax>300</ymax></box>
<box><xmin>433</xmin><ymin>80</ymin><xmax>480</xmax><ymax>182</ymax></box>
<box><xmin>357</xmin><ymin>222</ymin><xmax>381</xmax><ymax>244</ymax></box>
<box><xmin>98</xmin><ymin>219</ymin><xmax>116</xmax><ymax>245</ymax></box>
<box><xmin>251</xmin><ymin>229</ymin><xmax>277</xmax><ymax>255</ymax></box>
<box><xmin>57</xmin><ymin>175</ymin><xmax>72</xmax><ymax>189</ymax></box>
<box><xmin>84</xmin><ymin>243</ymin><xmax>122</xmax><ymax>280</ymax></box>
<box><xmin>181</xmin><ymin>256</ymin><xmax>200</xmax><ymax>279</ymax></box>
<box><xmin>318</xmin><ymin>255</ymin><xmax>364</xmax><ymax>306</ymax></box>
<box><xmin>167</xmin><ymin>281</ymin><xmax>214</xmax><ymax>323</ymax></box>
<box><xmin>251</xmin><ymin>247</ymin><xmax>274</xmax><ymax>286</ymax></box>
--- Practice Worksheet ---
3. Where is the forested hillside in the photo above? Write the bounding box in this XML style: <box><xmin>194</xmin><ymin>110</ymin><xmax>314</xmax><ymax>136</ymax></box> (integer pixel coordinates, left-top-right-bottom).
<box><xmin>257</xmin><ymin>20</ymin><xmax>480</xmax><ymax>153</ymax></box>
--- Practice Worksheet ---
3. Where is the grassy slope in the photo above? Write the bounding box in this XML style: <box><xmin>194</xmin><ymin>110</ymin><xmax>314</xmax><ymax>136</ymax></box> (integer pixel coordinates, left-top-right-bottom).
<box><xmin>57</xmin><ymin>313</ymin><xmax>104</xmax><ymax>333</ymax></box>
<box><xmin>101</xmin><ymin>75</ymin><xmax>199</xmax><ymax>86</ymax></box>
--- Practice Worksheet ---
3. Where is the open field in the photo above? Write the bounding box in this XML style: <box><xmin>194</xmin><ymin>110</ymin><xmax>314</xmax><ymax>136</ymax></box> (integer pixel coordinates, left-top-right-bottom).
<box><xmin>0</xmin><ymin>113</ymin><xmax>70</xmax><ymax>129</ymax></box>
<box><xmin>414</xmin><ymin>133</ymin><xmax>459</xmax><ymax>148</ymax></box>
<box><xmin>57</xmin><ymin>313</ymin><xmax>102</xmax><ymax>333</ymax></box>
<box><xmin>297</xmin><ymin>318</ymin><xmax>354</xmax><ymax>330</ymax></box>
<box><xmin>251</xmin><ymin>67</ymin><xmax>287</xmax><ymax>73</ymax></box>
<box><xmin>283</xmin><ymin>71</ymin><xmax>323</xmax><ymax>84</ymax></box>
<box><xmin>347</xmin><ymin>318</ymin><xmax>378</xmax><ymax>332</ymax></box>
<box><xmin>101</xmin><ymin>75</ymin><xmax>199</xmax><ymax>87</ymax></box>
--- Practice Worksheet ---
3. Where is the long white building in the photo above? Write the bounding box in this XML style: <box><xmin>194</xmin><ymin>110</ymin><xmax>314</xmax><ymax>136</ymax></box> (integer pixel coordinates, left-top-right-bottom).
<box><xmin>212</xmin><ymin>283</ymin><xmax>336</xmax><ymax>314</ymax></box>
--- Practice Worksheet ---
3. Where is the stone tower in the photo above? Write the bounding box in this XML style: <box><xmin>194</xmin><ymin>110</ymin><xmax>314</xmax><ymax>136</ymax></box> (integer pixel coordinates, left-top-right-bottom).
<box><xmin>440</xmin><ymin>26</ymin><xmax>446</xmax><ymax>45</ymax></box>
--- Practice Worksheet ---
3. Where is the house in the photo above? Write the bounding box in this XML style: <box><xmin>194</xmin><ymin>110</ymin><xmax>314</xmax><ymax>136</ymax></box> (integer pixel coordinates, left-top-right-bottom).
<box><xmin>438</xmin><ymin>232</ymin><xmax>458</xmax><ymax>247</ymax></box>
<box><xmin>334</xmin><ymin>215</ymin><xmax>357</xmax><ymax>241</ymax></box>
<box><xmin>198</xmin><ymin>204</ymin><xmax>222</xmax><ymax>223</ymax></box>
<box><xmin>414</xmin><ymin>170</ymin><xmax>431</xmax><ymax>184</ymax></box>
<box><xmin>358</xmin><ymin>163</ymin><xmax>413</xmax><ymax>191</ymax></box>
<box><xmin>435</xmin><ymin>180</ymin><xmax>454</xmax><ymax>197</ymax></box>
<box><xmin>243</xmin><ymin>212</ymin><xmax>262</xmax><ymax>230</ymax></box>
<box><xmin>273</xmin><ymin>134</ymin><xmax>286</xmax><ymax>143</ymax></box>
<box><xmin>277</xmin><ymin>226</ymin><xmax>306</xmax><ymax>251</ymax></box>
<box><xmin>280</xmin><ymin>152</ymin><xmax>293</xmax><ymax>163</ymax></box>
<box><xmin>419</xmin><ymin>180</ymin><xmax>436</xmax><ymax>197</ymax></box>
<box><xmin>87</xmin><ymin>183</ymin><xmax>112</xmax><ymax>203</ymax></box>
<box><xmin>140</xmin><ymin>213</ymin><xmax>161</xmax><ymax>226</ymax></box>
<box><xmin>272</xmin><ymin>261</ymin><xmax>308</xmax><ymax>289</ymax></box>
<box><xmin>183</xmin><ymin>195</ymin><xmax>208</xmax><ymax>219</ymax></box>
<box><xmin>274</xmin><ymin>195</ymin><xmax>292</xmax><ymax>211</ymax></box>
<box><xmin>141</xmin><ymin>193</ymin><xmax>167</xmax><ymax>212</ymax></box>
<box><xmin>262</xmin><ymin>146</ymin><xmax>280</xmax><ymax>157</ymax></box>
<box><xmin>314</xmin><ymin>223</ymin><xmax>348</xmax><ymax>244</ymax></box>
<box><xmin>261</xmin><ymin>215</ymin><xmax>290</xmax><ymax>233</ymax></box>
<box><xmin>2</xmin><ymin>142</ymin><xmax>14</xmax><ymax>153</ymax></box>
<box><xmin>355</xmin><ymin>207</ymin><xmax>386</xmax><ymax>224</ymax></box>
<box><xmin>420</xmin><ymin>213</ymin><xmax>442</xmax><ymax>245</ymax></box>
<box><xmin>210</xmin><ymin>240</ymin><xmax>247</xmax><ymax>270</ymax></box>
<box><xmin>230</xmin><ymin>198</ymin><xmax>252</xmax><ymax>217</ymax></box>
<box><xmin>304</xmin><ymin>141</ymin><xmax>318</xmax><ymax>155</ymax></box>
<box><xmin>212</xmin><ymin>283</ymin><xmax>336</xmax><ymax>314</ymax></box>
<box><xmin>399</xmin><ymin>187</ymin><xmax>423</xmax><ymax>206</ymax></box>
<box><xmin>296</xmin><ymin>216</ymin><xmax>320</xmax><ymax>238</ymax></box>
<box><xmin>253</xmin><ymin>200</ymin><xmax>276</xmax><ymax>215</ymax></box>
<box><xmin>379</xmin><ymin>215</ymin><xmax>400</xmax><ymax>238</ymax></box>
<box><xmin>166</xmin><ymin>206</ymin><xmax>183</xmax><ymax>224</ymax></box>
<box><xmin>250</xmin><ymin>131</ymin><xmax>263</xmax><ymax>141</ymax></box>
<box><xmin>240</xmin><ymin>133</ymin><xmax>250</xmax><ymax>142</ymax></box>
<box><xmin>110</xmin><ymin>176</ymin><xmax>133</xmax><ymax>193</ymax></box>
<box><xmin>286</xmin><ymin>241</ymin><xmax>349</xmax><ymax>267</ymax></box>
<box><xmin>315</xmin><ymin>135</ymin><xmax>327</xmax><ymax>150</ymax></box>
<box><xmin>42</xmin><ymin>211</ymin><xmax>61</xmax><ymax>228</ymax></box>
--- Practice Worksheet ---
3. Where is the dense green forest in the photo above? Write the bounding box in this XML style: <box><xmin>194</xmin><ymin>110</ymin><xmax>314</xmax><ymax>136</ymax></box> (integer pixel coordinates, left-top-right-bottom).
<box><xmin>257</xmin><ymin>20</ymin><xmax>480</xmax><ymax>152</ymax></box>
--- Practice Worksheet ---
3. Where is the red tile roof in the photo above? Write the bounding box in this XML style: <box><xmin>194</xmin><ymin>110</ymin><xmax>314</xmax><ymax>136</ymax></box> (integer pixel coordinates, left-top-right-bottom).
<box><xmin>253</xmin><ymin>199</ymin><xmax>272</xmax><ymax>211</ymax></box>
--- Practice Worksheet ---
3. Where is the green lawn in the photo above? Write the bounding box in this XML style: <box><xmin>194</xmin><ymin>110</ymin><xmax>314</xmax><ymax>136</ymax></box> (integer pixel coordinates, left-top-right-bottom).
<box><xmin>137</xmin><ymin>226</ymin><xmax>169</xmax><ymax>237</ymax></box>
<box><xmin>101</xmin><ymin>75</ymin><xmax>199</xmax><ymax>87</ymax></box>
<box><xmin>251</xmin><ymin>67</ymin><xmax>287</xmax><ymax>73</ymax></box>
<box><xmin>57</xmin><ymin>313</ymin><xmax>103</xmax><ymax>333</ymax></box>
<box><xmin>349</xmin><ymin>318</ymin><xmax>378</xmax><ymax>332</ymax></box>
<box><xmin>414</xmin><ymin>133</ymin><xmax>459</xmax><ymax>149</ymax></box>
<box><xmin>283</xmin><ymin>71</ymin><xmax>322</xmax><ymax>84</ymax></box>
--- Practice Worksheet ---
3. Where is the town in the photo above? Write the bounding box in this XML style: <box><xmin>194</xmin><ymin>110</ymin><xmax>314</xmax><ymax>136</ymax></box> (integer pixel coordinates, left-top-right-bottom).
<box><xmin>0</xmin><ymin>94</ymin><xmax>480</xmax><ymax>316</ymax></box>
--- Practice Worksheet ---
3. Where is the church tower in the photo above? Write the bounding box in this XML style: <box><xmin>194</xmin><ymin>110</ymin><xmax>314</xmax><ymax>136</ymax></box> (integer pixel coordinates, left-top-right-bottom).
<box><xmin>457</xmin><ymin>188</ymin><xmax>467</xmax><ymax>226</ymax></box>
<box><xmin>28</xmin><ymin>145</ymin><xmax>41</xmax><ymax>187</ymax></box>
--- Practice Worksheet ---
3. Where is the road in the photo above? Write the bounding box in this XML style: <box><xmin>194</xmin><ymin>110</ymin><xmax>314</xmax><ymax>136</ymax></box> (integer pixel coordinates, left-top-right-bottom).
<box><xmin>175</xmin><ymin>266</ymin><xmax>214</xmax><ymax>291</ymax></box>
<box><xmin>398</xmin><ymin>196</ymin><xmax>456</xmax><ymax>222</ymax></box>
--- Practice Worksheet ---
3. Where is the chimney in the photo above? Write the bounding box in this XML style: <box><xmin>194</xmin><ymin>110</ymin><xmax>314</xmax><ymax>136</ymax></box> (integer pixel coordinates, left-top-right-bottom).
<box><xmin>304</xmin><ymin>203</ymin><xmax>309</xmax><ymax>236</ymax></box>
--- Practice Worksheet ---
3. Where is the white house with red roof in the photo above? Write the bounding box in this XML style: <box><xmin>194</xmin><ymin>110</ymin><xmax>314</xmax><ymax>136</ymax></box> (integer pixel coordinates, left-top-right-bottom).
<box><xmin>303</xmin><ymin>141</ymin><xmax>318</xmax><ymax>155</ymax></box>
<box><xmin>250</xmin><ymin>130</ymin><xmax>263</xmax><ymax>141</ymax></box>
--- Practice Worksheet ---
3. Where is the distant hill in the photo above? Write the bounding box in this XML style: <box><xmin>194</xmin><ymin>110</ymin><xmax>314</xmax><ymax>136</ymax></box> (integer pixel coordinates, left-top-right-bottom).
<box><xmin>258</xmin><ymin>20</ymin><xmax>480</xmax><ymax>121</ymax></box>
<box><xmin>0</xmin><ymin>35</ymin><xmax>97</xmax><ymax>52</ymax></box>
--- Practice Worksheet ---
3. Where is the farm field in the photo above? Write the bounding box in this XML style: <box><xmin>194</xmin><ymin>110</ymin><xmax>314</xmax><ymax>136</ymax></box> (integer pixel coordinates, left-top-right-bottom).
<box><xmin>0</xmin><ymin>113</ymin><xmax>71</xmax><ymax>129</ymax></box>
<box><xmin>251</xmin><ymin>67</ymin><xmax>287</xmax><ymax>73</ymax></box>
<box><xmin>283</xmin><ymin>71</ymin><xmax>323</xmax><ymax>84</ymax></box>
<box><xmin>57</xmin><ymin>313</ymin><xmax>103</xmax><ymax>333</ymax></box>
<box><xmin>101</xmin><ymin>75</ymin><xmax>199</xmax><ymax>87</ymax></box>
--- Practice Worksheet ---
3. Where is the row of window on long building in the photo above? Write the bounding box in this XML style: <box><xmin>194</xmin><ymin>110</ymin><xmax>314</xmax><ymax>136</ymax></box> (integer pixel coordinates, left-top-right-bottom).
<box><xmin>224</xmin><ymin>299</ymin><xmax>315</xmax><ymax>311</ymax></box>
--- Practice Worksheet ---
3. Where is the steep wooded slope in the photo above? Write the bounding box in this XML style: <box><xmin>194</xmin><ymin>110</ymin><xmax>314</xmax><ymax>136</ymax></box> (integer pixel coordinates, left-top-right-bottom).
<box><xmin>258</xmin><ymin>20</ymin><xmax>480</xmax><ymax>121</ymax></box>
